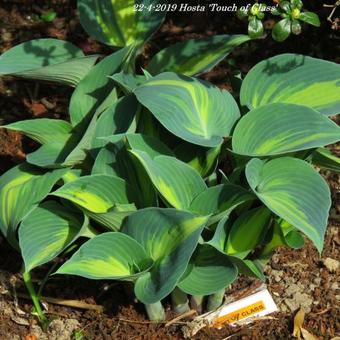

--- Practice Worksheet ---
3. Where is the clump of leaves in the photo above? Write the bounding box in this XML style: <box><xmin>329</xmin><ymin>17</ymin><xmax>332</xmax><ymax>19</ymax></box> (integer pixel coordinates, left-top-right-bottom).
<box><xmin>0</xmin><ymin>0</ymin><xmax>339</xmax><ymax>325</ymax></box>
<box><xmin>238</xmin><ymin>0</ymin><xmax>320</xmax><ymax>41</ymax></box>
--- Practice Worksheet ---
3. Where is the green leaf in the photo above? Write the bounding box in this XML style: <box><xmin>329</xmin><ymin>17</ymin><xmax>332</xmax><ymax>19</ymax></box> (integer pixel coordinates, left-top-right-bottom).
<box><xmin>178</xmin><ymin>244</ymin><xmax>237</xmax><ymax>295</ymax></box>
<box><xmin>130</xmin><ymin>150</ymin><xmax>207</xmax><ymax>209</ymax></box>
<box><xmin>310</xmin><ymin>148</ymin><xmax>340</xmax><ymax>173</ymax></box>
<box><xmin>291</xmin><ymin>0</ymin><xmax>303</xmax><ymax>9</ymax></box>
<box><xmin>2</xmin><ymin>118</ymin><xmax>72</xmax><ymax>144</ymax></box>
<box><xmin>56</xmin><ymin>232</ymin><xmax>153</xmax><ymax>279</ymax></box>
<box><xmin>126</xmin><ymin>133</ymin><xmax>174</xmax><ymax>159</ymax></box>
<box><xmin>246</xmin><ymin>157</ymin><xmax>331</xmax><ymax>252</ymax></box>
<box><xmin>226</xmin><ymin>207</ymin><xmax>271</xmax><ymax>256</ymax></box>
<box><xmin>240</xmin><ymin>53</ymin><xmax>340</xmax><ymax>116</ymax></box>
<box><xmin>65</xmin><ymin>88</ymin><xmax>119</xmax><ymax>166</ymax></box>
<box><xmin>147</xmin><ymin>35</ymin><xmax>250</xmax><ymax>76</ymax></box>
<box><xmin>134</xmin><ymin>72</ymin><xmax>240</xmax><ymax>147</ymax></box>
<box><xmin>92</xmin><ymin>145</ymin><xmax>121</xmax><ymax>176</ymax></box>
<box><xmin>291</xmin><ymin>20</ymin><xmax>302</xmax><ymax>35</ymax></box>
<box><xmin>40</xmin><ymin>11</ymin><xmax>57</xmax><ymax>22</ymax></box>
<box><xmin>174</xmin><ymin>143</ymin><xmax>220</xmax><ymax>178</ymax></box>
<box><xmin>86</xmin><ymin>204</ymin><xmax>137</xmax><ymax>231</ymax></box>
<box><xmin>69</xmin><ymin>48</ymin><xmax>128</xmax><ymax>127</ymax></box>
<box><xmin>94</xmin><ymin>140</ymin><xmax>158</xmax><ymax>208</ymax></box>
<box><xmin>299</xmin><ymin>12</ymin><xmax>320</xmax><ymax>27</ymax></box>
<box><xmin>0</xmin><ymin>165</ymin><xmax>67</xmax><ymax>248</ymax></box>
<box><xmin>232</xmin><ymin>103</ymin><xmax>340</xmax><ymax>156</ymax></box>
<box><xmin>206</xmin><ymin>216</ymin><xmax>266</xmax><ymax>280</ymax></box>
<box><xmin>26</xmin><ymin>142</ymin><xmax>74</xmax><ymax>169</ymax></box>
<box><xmin>110</xmin><ymin>72</ymin><xmax>147</xmax><ymax>93</ymax></box>
<box><xmin>19</xmin><ymin>201</ymin><xmax>82</xmax><ymax>272</ymax></box>
<box><xmin>279</xmin><ymin>1</ymin><xmax>291</xmax><ymax>12</ymax></box>
<box><xmin>272</xmin><ymin>19</ymin><xmax>292</xmax><ymax>42</ymax></box>
<box><xmin>190</xmin><ymin>184</ymin><xmax>254</xmax><ymax>226</ymax></box>
<box><xmin>260</xmin><ymin>220</ymin><xmax>304</xmax><ymax>260</ymax></box>
<box><xmin>207</xmin><ymin>215</ymin><xmax>232</xmax><ymax>252</ymax></box>
<box><xmin>51</xmin><ymin>175</ymin><xmax>133</xmax><ymax>213</ymax></box>
<box><xmin>248</xmin><ymin>17</ymin><xmax>264</xmax><ymax>39</ymax></box>
<box><xmin>229</xmin><ymin>257</ymin><xmax>265</xmax><ymax>280</ymax></box>
<box><xmin>78</xmin><ymin>0</ymin><xmax>165</xmax><ymax>47</ymax></box>
<box><xmin>0</xmin><ymin>39</ymin><xmax>98</xmax><ymax>86</ymax></box>
<box><xmin>66</xmin><ymin>107</ymin><xmax>116</xmax><ymax>166</ymax></box>
<box><xmin>122</xmin><ymin>208</ymin><xmax>208</xmax><ymax>303</ymax></box>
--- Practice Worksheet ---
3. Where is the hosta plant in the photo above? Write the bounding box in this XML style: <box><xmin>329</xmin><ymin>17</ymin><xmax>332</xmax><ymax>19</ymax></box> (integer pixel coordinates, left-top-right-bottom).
<box><xmin>0</xmin><ymin>0</ymin><xmax>339</xmax><ymax>325</ymax></box>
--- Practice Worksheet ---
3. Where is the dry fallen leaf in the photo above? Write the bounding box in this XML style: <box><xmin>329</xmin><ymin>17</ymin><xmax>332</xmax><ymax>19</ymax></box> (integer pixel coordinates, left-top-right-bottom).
<box><xmin>293</xmin><ymin>308</ymin><xmax>305</xmax><ymax>339</ymax></box>
<box><xmin>301</xmin><ymin>328</ymin><xmax>318</xmax><ymax>340</ymax></box>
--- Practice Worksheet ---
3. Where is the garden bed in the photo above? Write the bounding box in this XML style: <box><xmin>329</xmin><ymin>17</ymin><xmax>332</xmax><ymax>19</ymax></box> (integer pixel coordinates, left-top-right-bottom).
<box><xmin>0</xmin><ymin>1</ymin><xmax>339</xmax><ymax>339</ymax></box>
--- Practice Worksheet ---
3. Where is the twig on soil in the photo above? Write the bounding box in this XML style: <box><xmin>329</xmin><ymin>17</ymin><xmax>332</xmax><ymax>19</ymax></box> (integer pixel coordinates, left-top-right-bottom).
<box><xmin>116</xmin><ymin>317</ymin><xmax>189</xmax><ymax>325</ymax></box>
<box><xmin>115</xmin><ymin>311</ymin><xmax>197</xmax><ymax>326</ymax></box>
<box><xmin>165</xmin><ymin>309</ymin><xmax>197</xmax><ymax>327</ymax></box>
<box><xmin>5</xmin><ymin>291</ymin><xmax>104</xmax><ymax>312</ymax></box>
<box><xmin>311</xmin><ymin>307</ymin><xmax>339</xmax><ymax>316</ymax></box>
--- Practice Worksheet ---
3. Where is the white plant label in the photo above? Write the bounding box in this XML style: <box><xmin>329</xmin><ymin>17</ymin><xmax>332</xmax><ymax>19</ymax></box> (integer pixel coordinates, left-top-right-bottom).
<box><xmin>212</xmin><ymin>289</ymin><xmax>278</xmax><ymax>328</ymax></box>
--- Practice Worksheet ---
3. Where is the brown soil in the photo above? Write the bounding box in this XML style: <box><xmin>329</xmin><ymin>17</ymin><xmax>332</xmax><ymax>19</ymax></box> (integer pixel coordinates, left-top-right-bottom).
<box><xmin>0</xmin><ymin>1</ymin><xmax>339</xmax><ymax>339</ymax></box>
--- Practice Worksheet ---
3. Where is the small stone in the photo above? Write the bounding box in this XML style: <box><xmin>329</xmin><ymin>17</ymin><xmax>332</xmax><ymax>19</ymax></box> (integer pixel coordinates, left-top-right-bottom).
<box><xmin>323</xmin><ymin>258</ymin><xmax>339</xmax><ymax>273</ymax></box>
<box><xmin>285</xmin><ymin>292</ymin><xmax>313</xmax><ymax>313</ymax></box>
<box><xmin>314</xmin><ymin>277</ymin><xmax>322</xmax><ymax>286</ymax></box>
<box><xmin>2</xmin><ymin>32</ymin><xmax>12</xmax><ymax>42</ymax></box>
<box><xmin>331</xmin><ymin>282</ymin><xmax>338</xmax><ymax>290</ymax></box>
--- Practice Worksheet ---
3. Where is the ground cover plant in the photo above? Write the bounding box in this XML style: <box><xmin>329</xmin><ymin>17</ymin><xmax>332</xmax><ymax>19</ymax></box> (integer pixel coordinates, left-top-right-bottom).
<box><xmin>0</xmin><ymin>0</ymin><xmax>339</xmax><ymax>328</ymax></box>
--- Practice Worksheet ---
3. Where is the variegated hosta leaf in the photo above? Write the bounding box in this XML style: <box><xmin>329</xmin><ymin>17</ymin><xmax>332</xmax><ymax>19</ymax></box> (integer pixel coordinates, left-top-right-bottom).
<box><xmin>92</xmin><ymin>145</ymin><xmax>121</xmax><ymax>176</ymax></box>
<box><xmin>0</xmin><ymin>165</ymin><xmax>67</xmax><ymax>248</ymax></box>
<box><xmin>207</xmin><ymin>216</ymin><xmax>266</xmax><ymax>280</ymax></box>
<box><xmin>229</xmin><ymin>257</ymin><xmax>265</xmax><ymax>280</ymax></box>
<box><xmin>56</xmin><ymin>232</ymin><xmax>153</xmax><ymax>279</ymax></box>
<box><xmin>310</xmin><ymin>148</ymin><xmax>340</xmax><ymax>173</ymax></box>
<box><xmin>0</xmin><ymin>39</ymin><xmax>98</xmax><ymax>86</ymax></box>
<box><xmin>94</xmin><ymin>135</ymin><xmax>169</xmax><ymax>207</ymax></box>
<box><xmin>246</xmin><ymin>157</ymin><xmax>331</xmax><ymax>252</ymax></box>
<box><xmin>178</xmin><ymin>244</ymin><xmax>238</xmax><ymax>296</ymax></box>
<box><xmin>148</xmin><ymin>34</ymin><xmax>250</xmax><ymax>76</ymax></box>
<box><xmin>51</xmin><ymin>175</ymin><xmax>133</xmax><ymax>213</ymax></box>
<box><xmin>232</xmin><ymin>103</ymin><xmax>340</xmax><ymax>156</ymax></box>
<box><xmin>206</xmin><ymin>206</ymin><xmax>271</xmax><ymax>258</ymax></box>
<box><xmin>226</xmin><ymin>207</ymin><xmax>272</xmax><ymax>256</ymax></box>
<box><xmin>78</xmin><ymin>0</ymin><xmax>165</xmax><ymax>47</ymax></box>
<box><xmin>260</xmin><ymin>220</ymin><xmax>304</xmax><ymax>260</ymax></box>
<box><xmin>19</xmin><ymin>201</ymin><xmax>83</xmax><ymax>272</ymax></box>
<box><xmin>111</xmin><ymin>72</ymin><xmax>147</xmax><ymax>93</ymax></box>
<box><xmin>61</xmin><ymin>169</ymin><xmax>82</xmax><ymax>184</ymax></box>
<box><xmin>93</xmin><ymin>140</ymin><xmax>158</xmax><ymax>208</ymax></box>
<box><xmin>64</xmin><ymin>88</ymin><xmax>117</xmax><ymax>165</ymax></box>
<box><xmin>190</xmin><ymin>184</ymin><xmax>255</xmax><ymax>225</ymax></box>
<box><xmin>240</xmin><ymin>53</ymin><xmax>340</xmax><ymax>116</ymax></box>
<box><xmin>134</xmin><ymin>72</ymin><xmax>240</xmax><ymax>147</ymax></box>
<box><xmin>92</xmin><ymin>95</ymin><xmax>138</xmax><ymax>150</ymax></box>
<box><xmin>1</xmin><ymin>119</ymin><xmax>73</xmax><ymax>144</ymax></box>
<box><xmin>26</xmin><ymin>142</ymin><xmax>74</xmax><ymax>169</ymax></box>
<box><xmin>86</xmin><ymin>204</ymin><xmax>137</xmax><ymax>231</ymax></box>
<box><xmin>70</xmin><ymin>48</ymin><xmax>128</xmax><ymax>127</ymax></box>
<box><xmin>125</xmin><ymin>133</ymin><xmax>174</xmax><ymax>159</ymax></box>
<box><xmin>130</xmin><ymin>150</ymin><xmax>207</xmax><ymax>209</ymax></box>
<box><xmin>174</xmin><ymin>142</ymin><xmax>221</xmax><ymax>178</ymax></box>
<box><xmin>122</xmin><ymin>208</ymin><xmax>209</xmax><ymax>303</ymax></box>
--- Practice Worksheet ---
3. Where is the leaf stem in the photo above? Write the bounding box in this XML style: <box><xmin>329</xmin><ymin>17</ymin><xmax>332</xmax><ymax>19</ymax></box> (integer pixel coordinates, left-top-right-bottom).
<box><xmin>22</xmin><ymin>271</ymin><xmax>48</xmax><ymax>326</ymax></box>
<box><xmin>190</xmin><ymin>295</ymin><xmax>204</xmax><ymax>314</ymax></box>
<box><xmin>207</xmin><ymin>289</ymin><xmax>225</xmax><ymax>311</ymax></box>
<box><xmin>144</xmin><ymin>301</ymin><xmax>165</xmax><ymax>321</ymax></box>
<box><xmin>171</xmin><ymin>287</ymin><xmax>190</xmax><ymax>314</ymax></box>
